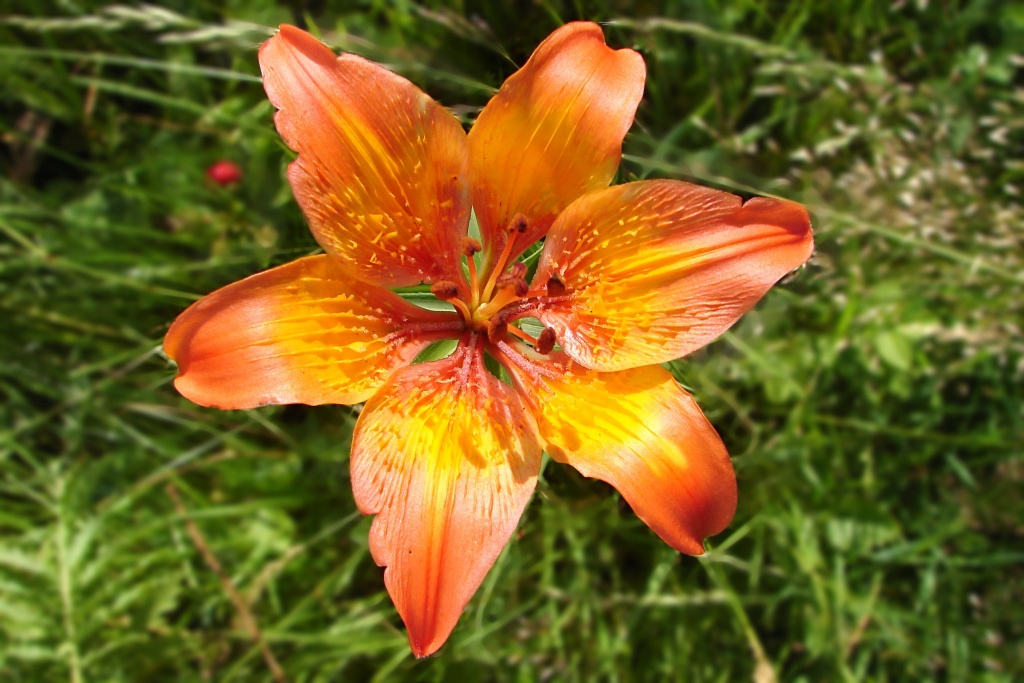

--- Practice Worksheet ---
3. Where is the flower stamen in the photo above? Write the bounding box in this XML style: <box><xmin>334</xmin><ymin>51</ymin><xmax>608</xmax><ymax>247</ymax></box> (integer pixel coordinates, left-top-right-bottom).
<box><xmin>505</xmin><ymin>324</ymin><xmax>538</xmax><ymax>346</ymax></box>
<box><xmin>487</xmin><ymin>317</ymin><xmax>507</xmax><ymax>344</ymax></box>
<box><xmin>482</xmin><ymin>214</ymin><xmax>528</xmax><ymax>303</ymax></box>
<box><xmin>461</xmin><ymin>237</ymin><xmax>483</xmax><ymax>309</ymax></box>
<box><xmin>546</xmin><ymin>275</ymin><xmax>567</xmax><ymax>298</ymax></box>
<box><xmin>431</xmin><ymin>280</ymin><xmax>472</xmax><ymax>323</ymax></box>
<box><xmin>534</xmin><ymin>327</ymin><xmax>557</xmax><ymax>355</ymax></box>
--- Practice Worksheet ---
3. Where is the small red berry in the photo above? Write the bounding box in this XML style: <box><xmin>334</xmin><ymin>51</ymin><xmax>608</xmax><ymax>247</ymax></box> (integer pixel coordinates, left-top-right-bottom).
<box><xmin>206</xmin><ymin>160</ymin><xmax>242</xmax><ymax>186</ymax></box>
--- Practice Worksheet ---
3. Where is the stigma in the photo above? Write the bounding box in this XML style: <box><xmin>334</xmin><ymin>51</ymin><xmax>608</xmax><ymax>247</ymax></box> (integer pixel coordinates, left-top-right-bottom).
<box><xmin>429</xmin><ymin>215</ymin><xmax>564</xmax><ymax>356</ymax></box>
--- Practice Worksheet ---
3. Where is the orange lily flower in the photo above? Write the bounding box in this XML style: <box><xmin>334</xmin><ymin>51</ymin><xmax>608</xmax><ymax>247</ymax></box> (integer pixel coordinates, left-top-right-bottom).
<box><xmin>164</xmin><ymin>23</ymin><xmax>813</xmax><ymax>657</ymax></box>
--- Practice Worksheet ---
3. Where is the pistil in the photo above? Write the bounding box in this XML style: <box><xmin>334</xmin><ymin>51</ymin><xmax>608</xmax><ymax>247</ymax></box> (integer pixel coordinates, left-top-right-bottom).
<box><xmin>495</xmin><ymin>262</ymin><xmax>528</xmax><ymax>297</ymax></box>
<box><xmin>435</xmin><ymin>215</ymin><xmax>547</xmax><ymax>348</ymax></box>
<box><xmin>475</xmin><ymin>285</ymin><xmax>519</xmax><ymax>321</ymax></box>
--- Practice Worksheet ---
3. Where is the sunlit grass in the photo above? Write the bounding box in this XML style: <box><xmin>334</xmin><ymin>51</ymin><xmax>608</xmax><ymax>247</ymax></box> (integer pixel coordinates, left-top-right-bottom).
<box><xmin>1</xmin><ymin>1</ymin><xmax>1021</xmax><ymax>680</ymax></box>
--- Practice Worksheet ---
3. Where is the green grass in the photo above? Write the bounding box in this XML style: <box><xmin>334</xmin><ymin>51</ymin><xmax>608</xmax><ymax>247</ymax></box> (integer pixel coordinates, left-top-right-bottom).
<box><xmin>1</xmin><ymin>1</ymin><xmax>1021</xmax><ymax>681</ymax></box>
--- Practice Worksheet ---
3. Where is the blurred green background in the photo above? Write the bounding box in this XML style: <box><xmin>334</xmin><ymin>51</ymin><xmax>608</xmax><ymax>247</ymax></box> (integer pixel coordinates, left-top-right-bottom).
<box><xmin>1</xmin><ymin>1</ymin><xmax>1021</xmax><ymax>681</ymax></box>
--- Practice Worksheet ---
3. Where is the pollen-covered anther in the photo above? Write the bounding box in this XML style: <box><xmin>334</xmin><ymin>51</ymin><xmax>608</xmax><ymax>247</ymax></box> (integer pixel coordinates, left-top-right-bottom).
<box><xmin>535</xmin><ymin>327</ymin><xmax>557</xmax><ymax>355</ymax></box>
<box><xmin>460</xmin><ymin>236</ymin><xmax>482</xmax><ymax>257</ymax></box>
<box><xmin>487</xmin><ymin>316</ymin><xmax>508</xmax><ymax>344</ymax></box>
<box><xmin>430</xmin><ymin>280</ymin><xmax>460</xmax><ymax>300</ymax></box>
<box><xmin>508</xmin><ymin>213</ymin><xmax>529</xmax><ymax>234</ymax></box>
<box><xmin>546</xmin><ymin>275</ymin><xmax>567</xmax><ymax>297</ymax></box>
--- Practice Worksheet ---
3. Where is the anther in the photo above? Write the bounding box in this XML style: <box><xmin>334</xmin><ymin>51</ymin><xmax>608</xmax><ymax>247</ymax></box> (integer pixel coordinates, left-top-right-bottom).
<box><xmin>460</xmin><ymin>236</ymin><xmax>482</xmax><ymax>257</ymax></box>
<box><xmin>535</xmin><ymin>327</ymin><xmax>557</xmax><ymax>355</ymax></box>
<box><xmin>430</xmin><ymin>280</ymin><xmax>460</xmax><ymax>300</ymax></box>
<box><xmin>546</xmin><ymin>275</ymin><xmax>567</xmax><ymax>297</ymax></box>
<box><xmin>431</xmin><ymin>280</ymin><xmax>472</xmax><ymax>322</ymax></box>
<box><xmin>487</xmin><ymin>307</ymin><xmax>513</xmax><ymax>343</ymax></box>
<box><xmin>508</xmin><ymin>213</ymin><xmax>529</xmax><ymax>234</ymax></box>
<box><xmin>487</xmin><ymin>318</ymin><xmax>508</xmax><ymax>344</ymax></box>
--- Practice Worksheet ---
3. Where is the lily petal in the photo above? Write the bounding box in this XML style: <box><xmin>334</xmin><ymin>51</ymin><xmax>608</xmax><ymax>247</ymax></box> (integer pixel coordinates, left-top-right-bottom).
<box><xmin>532</xmin><ymin>180</ymin><xmax>813</xmax><ymax>371</ymax></box>
<box><xmin>260</xmin><ymin>26</ymin><xmax>471</xmax><ymax>288</ymax></box>
<box><xmin>350</xmin><ymin>337</ymin><xmax>541</xmax><ymax>657</ymax></box>
<box><xmin>498</xmin><ymin>344</ymin><xmax>736</xmax><ymax>555</ymax></box>
<box><xmin>164</xmin><ymin>255</ymin><xmax>460</xmax><ymax>409</ymax></box>
<box><xmin>468</xmin><ymin>21</ymin><xmax>645</xmax><ymax>270</ymax></box>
